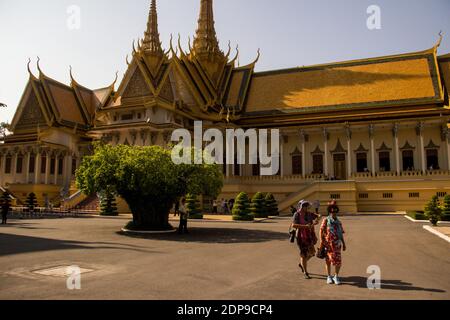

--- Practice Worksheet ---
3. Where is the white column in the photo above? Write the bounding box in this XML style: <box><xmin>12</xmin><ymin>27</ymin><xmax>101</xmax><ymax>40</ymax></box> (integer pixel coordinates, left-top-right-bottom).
<box><xmin>393</xmin><ymin>124</ymin><xmax>400</xmax><ymax>174</ymax></box>
<box><xmin>54</xmin><ymin>154</ymin><xmax>59</xmax><ymax>185</ymax></box>
<box><xmin>346</xmin><ymin>126</ymin><xmax>352</xmax><ymax>178</ymax></box>
<box><xmin>369</xmin><ymin>124</ymin><xmax>376</xmax><ymax>175</ymax></box>
<box><xmin>35</xmin><ymin>152</ymin><xmax>41</xmax><ymax>184</ymax></box>
<box><xmin>280</xmin><ymin>135</ymin><xmax>285</xmax><ymax>177</ymax></box>
<box><xmin>65</xmin><ymin>154</ymin><xmax>73</xmax><ymax>187</ymax></box>
<box><xmin>417</xmin><ymin>122</ymin><xmax>426</xmax><ymax>172</ymax></box>
<box><xmin>300</xmin><ymin>131</ymin><xmax>306</xmax><ymax>177</ymax></box>
<box><xmin>323</xmin><ymin>128</ymin><xmax>329</xmax><ymax>176</ymax></box>
<box><xmin>45</xmin><ymin>154</ymin><xmax>50</xmax><ymax>185</ymax></box>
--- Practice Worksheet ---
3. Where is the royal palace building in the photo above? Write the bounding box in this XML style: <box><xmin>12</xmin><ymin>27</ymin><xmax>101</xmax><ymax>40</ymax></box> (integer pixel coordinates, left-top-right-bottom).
<box><xmin>1</xmin><ymin>0</ymin><xmax>450</xmax><ymax>214</ymax></box>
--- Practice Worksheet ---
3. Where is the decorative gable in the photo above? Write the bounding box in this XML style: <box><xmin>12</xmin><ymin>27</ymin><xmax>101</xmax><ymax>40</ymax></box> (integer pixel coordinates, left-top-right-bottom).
<box><xmin>15</xmin><ymin>90</ymin><xmax>46</xmax><ymax>131</ymax></box>
<box><xmin>123</xmin><ymin>69</ymin><xmax>152</xmax><ymax>99</ymax></box>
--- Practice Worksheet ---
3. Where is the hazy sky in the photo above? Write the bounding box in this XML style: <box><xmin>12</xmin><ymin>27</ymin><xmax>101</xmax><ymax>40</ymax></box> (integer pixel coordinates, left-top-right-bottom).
<box><xmin>1</xmin><ymin>0</ymin><xmax>450</xmax><ymax>123</ymax></box>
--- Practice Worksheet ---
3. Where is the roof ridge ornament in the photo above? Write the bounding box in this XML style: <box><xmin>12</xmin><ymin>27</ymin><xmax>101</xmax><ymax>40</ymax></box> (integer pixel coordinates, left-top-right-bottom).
<box><xmin>27</xmin><ymin>58</ymin><xmax>37</xmax><ymax>80</ymax></box>
<box><xmin>142</xmin><ymin>0</ymin><xmax>164</xmax><ymax>56</ymax></box>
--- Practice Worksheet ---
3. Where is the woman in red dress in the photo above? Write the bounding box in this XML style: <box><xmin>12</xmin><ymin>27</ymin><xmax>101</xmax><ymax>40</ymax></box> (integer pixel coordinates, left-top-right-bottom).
<box><xmin>319</xmin><ymin>201</ymin><xmax>347</xmax><ymax>285</ymax></box>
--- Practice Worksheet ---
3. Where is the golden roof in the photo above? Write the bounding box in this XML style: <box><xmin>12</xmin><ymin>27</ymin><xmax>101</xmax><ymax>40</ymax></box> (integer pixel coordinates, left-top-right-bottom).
<box><xmin>242</xmin><ymin>48</ymin><xmax>443</xmax><ymax>115</ymax></box>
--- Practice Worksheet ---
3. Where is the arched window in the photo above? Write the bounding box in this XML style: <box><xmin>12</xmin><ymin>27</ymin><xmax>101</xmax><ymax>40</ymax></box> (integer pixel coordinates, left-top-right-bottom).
<box><xmin>290</xmin><ymin>147</ymin><xmax>302</xmax><ymax>175</ymax></box>
<box><xmin>402</xmin><ymin>150</ymin><xmax>414</xmax><ymax>171</ymax></box>
<box><xmin>379</xmin><ymin>152</ymin><xmax>391</xmax><ymax>172</ymax></box>
<box><xmin>356</xmin><ymin>153</ymin><xmax>368</xmax><ymax>173</ymax></box>
<box><xmin>16</xmin><ymin>155</ymin><xmax>23</xmax><ymax>174</ymax></box>
<box><xmin>426</xmin><ymin>149</ymin><xmax>439</xmax><ymax>170</ymax></box>
<box><xmin>5</xmin><ymin>156</ymin><xmax>12</xmax><ymax>174</ymax></box>
<box><xmin>312</xmin><ymin>155</ymin><xmax>324</xmax><ymax>174</ymax></box>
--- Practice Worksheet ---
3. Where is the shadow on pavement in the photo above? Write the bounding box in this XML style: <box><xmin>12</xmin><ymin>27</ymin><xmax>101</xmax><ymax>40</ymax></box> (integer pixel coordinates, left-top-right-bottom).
<box><xmin>119</xmin><ymin>227</ymin><xmax>288</xmax><ymax>244</ymax></box>
<box><xmin>341</xmin><ymin>276</ymin><xmax>446</xmax><ymax>293</ymax></box>
<box><xmin>0</xmin><ymin>233</ymin><xmax>163</xmax><ymax>257</ymax></box>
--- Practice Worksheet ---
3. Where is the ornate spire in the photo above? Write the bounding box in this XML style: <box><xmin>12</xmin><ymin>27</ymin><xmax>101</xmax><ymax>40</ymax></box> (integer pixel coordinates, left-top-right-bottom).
<box><xmin>142</xmin><ymin>0</ymin><xmax>163</xmax><ymax>55</ymax></box>
<box><xmin>193</xmin><ymin>0</ymin><xmax>223</xmax><ymax>58</ymax></box>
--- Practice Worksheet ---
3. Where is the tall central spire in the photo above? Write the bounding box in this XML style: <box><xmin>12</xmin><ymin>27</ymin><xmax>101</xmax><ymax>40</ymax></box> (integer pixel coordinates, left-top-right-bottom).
<box><xmin>193</xmin><ymin>0</ymin><xmax>223</xmax><ymax>57</ymax></box>
<box><xmin>142</xmin><ymin>0</ymin><xmax>163</xmax><ymax>55</ymax></box>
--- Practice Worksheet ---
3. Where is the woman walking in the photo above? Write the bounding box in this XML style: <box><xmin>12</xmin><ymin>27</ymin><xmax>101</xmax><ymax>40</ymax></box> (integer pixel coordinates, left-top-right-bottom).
<box><xmin>319</xmin><ymin>201</ymin><xmax>347</xmax><ymax>285</ymax></box>
<box><xmin>178</xmin><ymin>198</ymin><xmax>189</xmax><ymax>234</ymax></box>
<box><xmin>291</xmin><ymin>200</ymin><xmax>319</xmax><ymax>279</ymax></box>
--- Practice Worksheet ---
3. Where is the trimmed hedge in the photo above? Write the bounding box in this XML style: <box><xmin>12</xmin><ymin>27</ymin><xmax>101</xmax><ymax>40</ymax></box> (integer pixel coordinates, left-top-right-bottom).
<box><xmin>265</xmin><ymin>193</ymin><xmax>279</xmax><ymax>216</ymax></box>
<box><xmin>232</xmin><ymin>192</ymin><xmax>254</xmax><ymax>221</ymax></box>
<box><xmin>251</xmin><ymin>192</ymin><xmax>268</xmax><ymax>218</ymax></box>
<box><xmin>406</xmin><ymin>211</ymin><xmax>426</xmax><ymax>220</ymax></box>
<box><xmin>186</xmin><ymin>194</ymin><xmax>203</xmax><ymax>220</ymax></box>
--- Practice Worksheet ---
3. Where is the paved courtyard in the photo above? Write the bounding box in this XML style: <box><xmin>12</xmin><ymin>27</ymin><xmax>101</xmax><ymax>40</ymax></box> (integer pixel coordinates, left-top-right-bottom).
<box><xmin>0</xmin><ymin>215</ymin><xmax>449</xmax><ymax>300</ymax></box>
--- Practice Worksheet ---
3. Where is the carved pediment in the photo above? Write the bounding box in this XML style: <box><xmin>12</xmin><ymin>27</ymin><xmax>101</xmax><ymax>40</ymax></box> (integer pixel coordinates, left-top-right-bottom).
<box><xmin>15</xmin><ymin>90</ymin><xmax>46</xmax><ymax>130</ymax></box>
<box><xmin>122</xmin><ymin>68</ymin><xmax>152</xmax><ymax>99</ymax></box>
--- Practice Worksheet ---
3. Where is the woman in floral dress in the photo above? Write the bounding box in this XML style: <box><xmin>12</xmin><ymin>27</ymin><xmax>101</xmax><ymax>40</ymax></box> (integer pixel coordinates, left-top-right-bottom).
<box><xmin>292</xmin><ymin>200</ymin><xmax>320</xmax><ymax>279</ymax></box>
<box><xmin>319</xmin><ymin>201</ymin><xmax>347</xmax><ymax>285</ymax></box>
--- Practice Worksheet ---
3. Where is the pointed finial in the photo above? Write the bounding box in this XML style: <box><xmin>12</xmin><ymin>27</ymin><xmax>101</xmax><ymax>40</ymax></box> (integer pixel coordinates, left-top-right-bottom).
<box><xmin>142</xmin><ymin>0</ymin><xmax>164</xmax><ymax>55</ymax></box>
<box><xmin>178</xmin><ymin>33</ymin><xmax>185</xmax><ymax>56</ymax></box>
<box><xmin>111</xmin><ymin>71</ymin><xmax>119</xmax><ymax>89</ymax></box>
<box><xmin>193</xmin><ymin>0</ymin><xmax>223</xmax><ymax>58</ymax></box>
<box><xmin>436</xmin><ymin>30</ymin><xmax>443</xmax><ymax>49</ymax></box>
<box><xmin>36</xmin><ymin>56</ymin><xmax>44</xmax><ymax>76</ymax></box>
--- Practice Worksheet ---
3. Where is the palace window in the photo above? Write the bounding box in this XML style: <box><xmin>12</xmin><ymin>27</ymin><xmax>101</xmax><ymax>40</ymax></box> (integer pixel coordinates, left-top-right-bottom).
<box><xmin>121</xmin><ymin>114</ymin><xmax>133</xmax><ymax>121</ymax></box>
<box><xmin>41</xmin><ymin>156</ymin><xmax>46</xmax><ymax>174</ymax></box>
<box><xmin>16</xmin><ymin>155</ymin><xmax>23</xmax><ymax>174</ymax></box>
<box><xmin>233</xmin><ymin>156</ymin><xmax>241</xmax><ymax>177</ymax></box>
<box><xmin>402</xmin><ymin>150</ymin><xmax>414</xmax><ymax>171</ymax></box>
<box><xmin>58</xmin><ymin>158</ymin><xmax>64</xmax><ymax>175</ymax></box>
<box><xmin>312</xmin><ymin>154</ymin><xmax>324</xmax><ymax>174</ymax></box>
<box><xmin>71</xmin><ymin>159</ymin><xmax>77</xmax><ymax>175</ymax></box>
<box><xmin>252</xmin><ymin>163</ymin><xmax>260</xmax><ymax>176</ymax></box>
<box><xmin>29</xmin><ymin>155</ymin><xmax>35</xmax><ymax>174</ymax></box>
<box><xmin>50</xmin><ymin>158</ymin><xmax>56</xmax><ymax>175</ymax></box>
<box><xmin>426</xmin><ymin>149</ymin><xmax>439</xmax><ymax>170</ymax></box>
<box><xmin>356</xmin><ymin>153</ymin><xmax>368</xmax><ymax>173</ymax></box>
<box><xmin>5</xmin><ymin>156</ymin><xmax>12</xmax><ymax>174</ymax></box>
<box><xmin>379</xmin><ymin>152</ymin><xmax>391</xmax><ymax>172</ymax></box>
<box><xmin>292</xmin><ymin>155</ymin><xmax>302</xmax><ymax>175</ymax></box>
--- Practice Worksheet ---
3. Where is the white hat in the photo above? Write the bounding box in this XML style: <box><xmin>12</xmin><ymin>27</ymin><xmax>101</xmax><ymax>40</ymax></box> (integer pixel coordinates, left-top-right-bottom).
<box><xmin>297</xmin><ymin>200</ymin><xmax>311</xmax><ymax>209</ymax></box>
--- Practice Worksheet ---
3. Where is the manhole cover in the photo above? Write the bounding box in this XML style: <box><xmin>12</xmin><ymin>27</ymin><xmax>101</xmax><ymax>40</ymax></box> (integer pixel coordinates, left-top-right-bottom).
<box><xmin>32</xmin><ymin>266</ymin><xmax>94</xmax><ymax>278</ymax></box>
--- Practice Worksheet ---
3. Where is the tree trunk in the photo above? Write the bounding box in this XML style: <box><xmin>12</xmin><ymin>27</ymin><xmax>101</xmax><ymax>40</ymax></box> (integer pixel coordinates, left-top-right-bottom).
<box><xmin>125</xmin><ymin>196</ymin><xmax>173</xmax><ymax>231</ymax></box>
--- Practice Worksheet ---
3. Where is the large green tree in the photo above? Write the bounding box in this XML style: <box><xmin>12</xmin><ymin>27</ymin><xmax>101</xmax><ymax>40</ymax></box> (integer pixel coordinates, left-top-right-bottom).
<box><xmin>76</xmin><ymin>144</ymin><xmax>223</xmax><ymax>230</ymax></box>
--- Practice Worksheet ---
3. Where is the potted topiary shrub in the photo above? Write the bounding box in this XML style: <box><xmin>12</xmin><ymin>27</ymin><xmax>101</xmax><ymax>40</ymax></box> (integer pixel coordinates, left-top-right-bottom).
<box><xmin>251</xmin><ymin>192</ymin><xmax>268</xmax><ymax>218</ymax></box>
<box><xmin>100</xmin><ymin>190</ymin><xmax>118</xmax><ymax>216</ymax></box>
<box><xmin>441</xmin><ymin>195</ymin><xmax>450</xmax><ymax>222</ymax></box>
<box><xmin>186</xmin><ymin>194</ymin><xmax>203</xmax><ymax>220</ymax></box>
<box><xmin>25</xmin><ymin>192</ymin><xmax>38</xmax><ymax>214</ymax></box>
<box><xmin>424</xmin><ymin>195</ymin><xmax>441</xmax><ymax>226</ymax></box>
<box><xmin>232</xmin><ymin>192</ymin><xmax>254</xmax><ymax>221</ymax></box>
<box><xmin>265</xmin><ymin>193</ymin><xmax>279</xmax><ymax>217</ymax></box>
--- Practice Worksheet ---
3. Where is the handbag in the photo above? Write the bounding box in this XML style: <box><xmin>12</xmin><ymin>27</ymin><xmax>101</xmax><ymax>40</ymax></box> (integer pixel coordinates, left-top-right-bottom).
<box><xmin>316</xmin><ymin>245</ymin><xmax>327</xmax><ymax>259</ymax></box>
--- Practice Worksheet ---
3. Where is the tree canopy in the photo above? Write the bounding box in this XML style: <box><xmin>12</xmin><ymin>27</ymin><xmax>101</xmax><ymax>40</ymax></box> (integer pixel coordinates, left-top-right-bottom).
<box><xmin>76</xmin><ymin>143</ymin><xmax>223</xmax><ymax>230</ymax></box>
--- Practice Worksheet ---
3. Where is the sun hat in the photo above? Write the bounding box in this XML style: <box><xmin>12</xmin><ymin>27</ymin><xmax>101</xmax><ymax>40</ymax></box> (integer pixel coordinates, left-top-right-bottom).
<box><xmin>297</xmin><ymin>199</ymin><xmax>311</xmax><ymax>209</ymax></box>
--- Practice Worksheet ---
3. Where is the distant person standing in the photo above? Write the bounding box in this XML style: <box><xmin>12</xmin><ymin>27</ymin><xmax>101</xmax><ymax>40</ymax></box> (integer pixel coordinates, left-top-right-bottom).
<box><xmin>178</xmin><ymin>198</ymin><xmax>189</xmax><ymax>234</ymax></box>
<box><xmin>174</xmin><ymin>199</ymin><xmax>180</xmax><ymax>217</ymax></box>
<box><xmin>228</xmin><ymin>198</ymin><xmax>235</xmax><ymax>212</ymax></box>
<box><xmin>212</xmin><ymin>200</ymin><xmax>218</xmax><ymax>214</ymax></box>
<box><xmin>222</xmin><ymin>199</ymin><xmax>229</xmax><ymax>214</ymax></box>
<box><xmin>1</xmin><ymin>192</ymin><xmax>11</xmax><ymax>225</ymax></box>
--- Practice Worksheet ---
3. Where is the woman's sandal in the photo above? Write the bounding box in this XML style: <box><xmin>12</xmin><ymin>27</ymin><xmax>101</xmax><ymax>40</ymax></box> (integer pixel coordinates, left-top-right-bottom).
<box><xmin>304</xmin><ymin>273</ymin><xmax>311</xmax><ymax>279</ymax></box>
